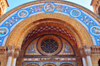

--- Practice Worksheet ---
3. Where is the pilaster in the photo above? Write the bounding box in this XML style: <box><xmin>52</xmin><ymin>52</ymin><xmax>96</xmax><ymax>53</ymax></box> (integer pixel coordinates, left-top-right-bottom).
<box><xmin>6</xmin><ymin>45</ymin><xmax>20</xmax><ymax>66</ymax></box>
<box><xmin>13</xmin><ymin>47</ymin><xmax>20</xmax><ymax>66</ymax></box>
<box><xmin>83</xmin><ymin>45</ymin><xmax>91</xmax><ymax>56</ymax></box>
<box><xmin>79</xmin><ymin>47</ymin><xmax>87</xmax><ymax>66</ymax></box>
<box><xmin>83</xmin><ymin>45</ymin><xmax>92</xmax><ymax>66</ymax></box>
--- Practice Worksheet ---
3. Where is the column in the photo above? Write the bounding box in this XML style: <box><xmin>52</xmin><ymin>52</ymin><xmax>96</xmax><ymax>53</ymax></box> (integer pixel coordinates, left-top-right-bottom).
<box><xmin>82</xmin><ymin>57</ymin><xmax>87</xmax><ymax>66</ymax></box>
<box><xmin>7</xmin><ymin>56</ymin><xmax>12</xmax><ymax>66</ymax></box>
<box><xmin>13</xmin><ymin>58</ymin><xmax>17</xmax><ymax>66</ymax></box>
<box><xmin>84</xmin><ymin>45</ymin><xmax>92</xmax><ymax>66</ymax></box>
<box><xmin>7</xmin><ymin>46</ymin><xmax>15</xmax><ymax>66</ymax></box>
<box><xmin>12</xmin><ymin>47</ymin><xmax>20</xmax><ymax>66</ymax></box>
<box><xmin>86</xmin><ymin>56</ymin><xmax>92</xmax><ymax>66</ymax></box>
<box><xmin>80</xmin><ymin>47</ymin><xmax>87</xmax><ymax>66</ymax></box>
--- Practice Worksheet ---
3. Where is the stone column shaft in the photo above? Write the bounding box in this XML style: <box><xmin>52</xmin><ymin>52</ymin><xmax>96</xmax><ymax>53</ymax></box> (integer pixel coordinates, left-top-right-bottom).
<box><xmin>7</xmin><ymin>56</ymin><xmax>12</xmax><ymax>66</ymax></box>
<box><xmin>87</xmin><ymin>56</ymin><xmax>92</xmax><ymax>66</ymax></box>
<box><xmin>82</xmin><ymin>57</ymin><xmax>87</xmax><ymax>66</ymax></box>
<box><xmin>6</xmin><ymin>46</ymin><xmax>15</xmax><ymax>66</ymax></box>
<box><xmin>12</xmin><ymin>58</ymin><xmax>17</xmax><ymax>66</ymax></box>
<box><xmin>84</xmin><ymin>45</ymin><xmax>92</xmax><ymax>66</ymax></box>
<box><xmin>12</xmin><ymin>47</ymin><xmax>20</xmax><ymax>66</ymax></box>
<box><xmin>79</xmin><ymin>47</ymin><xmax>87</xmax><ymax>66</ymax></box>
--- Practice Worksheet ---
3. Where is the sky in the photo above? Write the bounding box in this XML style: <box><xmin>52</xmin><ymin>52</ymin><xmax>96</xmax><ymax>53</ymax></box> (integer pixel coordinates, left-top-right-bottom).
<box><xmin>6</xmin><ymin>0</ymin><xmax>93</xmax><ymax>12</ymax></box>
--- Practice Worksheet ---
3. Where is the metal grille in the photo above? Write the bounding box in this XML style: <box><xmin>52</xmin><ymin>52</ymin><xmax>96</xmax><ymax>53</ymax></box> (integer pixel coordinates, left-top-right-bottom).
<box><xmin>41</xmin><ymin>39</ymin><xmax>58</xmax><ymax>53</ymax></box>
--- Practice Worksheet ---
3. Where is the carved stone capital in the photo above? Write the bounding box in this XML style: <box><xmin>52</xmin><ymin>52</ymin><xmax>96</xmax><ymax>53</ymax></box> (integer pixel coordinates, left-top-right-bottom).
<box><xmin>83</xmin><ymin>45</ymin><xmax>92</xmax><ymax>56</ymax></box>
<box><xmin>79</xmin><ymin>47</ymin><xmax>86</xmax><ymax>57</ymax></box>
<box><xmin>7</xmin><ymin>45</ymin><xmax>16</xmax><ymax>56</ymax></box>
<box><xmin>13</xmin><ymin>47</ymin><xmax>20</xmax><ymax>58</ymax></box>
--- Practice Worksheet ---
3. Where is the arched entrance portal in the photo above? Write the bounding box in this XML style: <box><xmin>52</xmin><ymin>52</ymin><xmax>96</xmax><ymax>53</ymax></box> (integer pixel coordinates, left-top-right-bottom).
<box><xmin>1</xmin><ymin>0</ymin><xmax>99</xmax><ymax>66</ymax></box>
<box><xmin>14</xmin><ymin>17</ymin><xmax>85</xmax><ymax>66</ymax></box>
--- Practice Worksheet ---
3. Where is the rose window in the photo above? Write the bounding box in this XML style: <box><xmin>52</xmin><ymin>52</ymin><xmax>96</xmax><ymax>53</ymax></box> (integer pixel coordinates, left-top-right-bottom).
<box><xmin>41</xmin><ymin>39</ymin><xmax>58</xmax><ymax>53</ymax></box>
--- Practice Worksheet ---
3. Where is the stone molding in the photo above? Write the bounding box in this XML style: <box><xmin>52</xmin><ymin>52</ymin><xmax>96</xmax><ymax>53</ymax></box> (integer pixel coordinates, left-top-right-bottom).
<box><xmin>13</xmin><ymin>47</ymin><xmax>20</xmax><ymax>58</ymax></box>
<box><xmin>7</xmin><ymin>46</ymin><xmax>20</xmax><ymax>57</ymax></box>
<box><xmin>91</xmin><ymin>45</ymin><xmax>100</xmax><ymax>54</ymax></box>
<box><xmin>0</xmin><ymin>46</ymin><xmax>7</xmax><ymax>54</ymax></box>
<box><xmin>79</xmin><ymin>47</ymin><xmax>86</xmax><ymax>57</ymax></box>
<box><xmin>80</xmin><ymin>45</ymin><xmax>100</xmax><ymax>56</ymax></box>
<box><xmin>83</xmin><ymin>45</ymin><xmax>92</xmax><ymax>56</ymax></box>
<box><xmin>7</xmin><ymin>45</ymin><xmax>16</xmax><ymax>56</ymax></box>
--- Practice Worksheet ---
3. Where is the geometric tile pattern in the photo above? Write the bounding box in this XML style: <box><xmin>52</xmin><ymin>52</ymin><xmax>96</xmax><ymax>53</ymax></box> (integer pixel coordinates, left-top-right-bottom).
<box><xmin>22</xmin><ymin>26</ymin><xmax>77</xmax><ymax>45</ymax></box>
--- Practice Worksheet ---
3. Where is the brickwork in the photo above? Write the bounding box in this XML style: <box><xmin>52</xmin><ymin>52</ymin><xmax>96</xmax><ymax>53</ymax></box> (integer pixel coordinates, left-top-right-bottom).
<box><xmin>0</xmin><ymin>46</ymin><xmax>8</xmax><ymax>66</ymax></box>
<box><xmin>6</xmin><ymin>13</ymin><xmax>93</xmax><ymax>48</ymax></box>
<box><xmin>91</xmin><ymin>46</ymin><xmax>100</xmax><ymax>66</ymax></box>
<box><xmin>0</xmin><ymin>0</ymin><xmax>99</xmax><ymax>66</ymax></box>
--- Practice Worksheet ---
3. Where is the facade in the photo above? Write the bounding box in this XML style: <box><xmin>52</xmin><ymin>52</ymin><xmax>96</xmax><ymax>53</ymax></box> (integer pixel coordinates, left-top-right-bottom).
<box><xmin>0</xmin><ymin>0</ymin><xmax>100</xmax><ymax>66</ymax></box>
<box><xmin>0</xmin><ymin>0</ymin><xmax>9</xmax><ymax>17</ymax></box>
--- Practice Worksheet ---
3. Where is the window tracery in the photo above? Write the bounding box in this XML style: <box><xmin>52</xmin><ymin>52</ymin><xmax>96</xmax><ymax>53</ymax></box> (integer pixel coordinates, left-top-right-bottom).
<box><xmin>41</xmin><ymin>39</ymin><xmax>58</xmax><ymax>53</ymax></box>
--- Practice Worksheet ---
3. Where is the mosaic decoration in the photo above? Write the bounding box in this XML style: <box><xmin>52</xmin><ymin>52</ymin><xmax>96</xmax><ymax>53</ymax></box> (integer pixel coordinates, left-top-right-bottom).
<box><xmin>44</xmin><ymin>2</ymin><xmax>55</xmax><ymax>13</ymax></box>
<box><xmin>25</xmin><ymin>40</ymin><xmax>41</xmax><ymax>56</ymax></box>
<box><xmin>25</xmin><ymin>35</ymin><xmax>74</xmax><ymax>56</ymax></box>
<box><xmin>22</xmin><ymin>61</ymin><xmax>77</xmax><ymax>66</ymax></box>
<box><xmin>91</xmin><ymin>26</ymin><xmax>100</xmax><ymax>35</ymax></box>
<box><xmin>28</xmin><ymin>44</ymin><xmax>35</xmax><ymax>53</ymax></box>
<box><xmin>64</xmin><ymin>44</ymin><xmax>71</xmax><ymax>53</ymax></box>
<box><xmin>23</xmin><ymin>57</ymin><xmax>76</xmax><ymax>61</ymax></box>
<box><xmin>58</xmin><ymin>39</ymin><xmax>74</xmax><ymax>55</ymax></box>
<box><xmin>0</xmin><ymin>2</ymin><xmax>100</xmax><ymax>46</ymax></box>
<box><xmin>79</xmin><ymin>14</ymin><xmax>95</xmax><ymax>27</ymax></box>
<box><xmin>18</xmin><ymin>10</ymin><xmax>29</xmax><ymax>18</ymax></box>
<box><xmin>96</xmin><ymin>37</ymin><xmax>100</xmax><ymax>44</ymax></box>
<box><xmin>70</xmin><ymin>9</ymin><xmax>81</xmax><ymax>17</ymax></box>
<box><xmin>56</xmin><ymin>5</ymin><xmax>71</xmax><ymax>13</ymax></box>
<box><xmin>0</xmin><ymin>38</ymin><xmax>3</xmax><ymax>44</ymax></box>
<box><xmin>3</xmin><ymin>15</ymin><xmax>20</xmax><ymax>28</ymax></box>
<box><xmin>0</xmin><ymin>27</ymin><xmax>9</xmax><ymax>37</ymax></box>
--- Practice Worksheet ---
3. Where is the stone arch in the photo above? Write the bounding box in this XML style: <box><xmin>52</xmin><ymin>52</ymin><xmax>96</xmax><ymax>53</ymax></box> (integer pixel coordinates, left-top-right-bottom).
<box><xmin>1</xmin><ymin>1</ymin><xmax>100</xmax><ymax>66</ymax></box>
<box><xmin>5</xmin><ymin>13</ymin><xmax>93</xmax><ymax>48</ymax></box>
<box><xmin>0</xmin><ymin>1</ymin><xmax>99</xmax><ymax>47</ymax></box>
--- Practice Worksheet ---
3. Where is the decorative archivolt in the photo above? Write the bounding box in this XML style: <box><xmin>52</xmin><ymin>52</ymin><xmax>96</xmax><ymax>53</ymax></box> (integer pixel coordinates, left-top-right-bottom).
<box><xmin>0</xmin><ymin>1</ymin><xmax>100</xmax><ymax>46</ymax></box>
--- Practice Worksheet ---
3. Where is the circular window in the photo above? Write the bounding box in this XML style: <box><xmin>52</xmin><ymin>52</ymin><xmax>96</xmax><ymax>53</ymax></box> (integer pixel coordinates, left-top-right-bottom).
<box><xmin>41</xmin><ymin>39</ymin><xmax>58</xmax><ymax>53</ymax></box>
<box><xmin>37</xmin><ymin>35</ymin><xmax>62</xmax><ymax>56</ymax></box>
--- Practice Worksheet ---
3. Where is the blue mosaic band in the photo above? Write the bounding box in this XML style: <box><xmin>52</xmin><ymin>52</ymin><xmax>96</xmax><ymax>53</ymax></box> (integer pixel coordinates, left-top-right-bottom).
<box><xmin>0</xmin><ymin>2</ymin><xmax>100</xmax><ymax>46</ymax></box>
